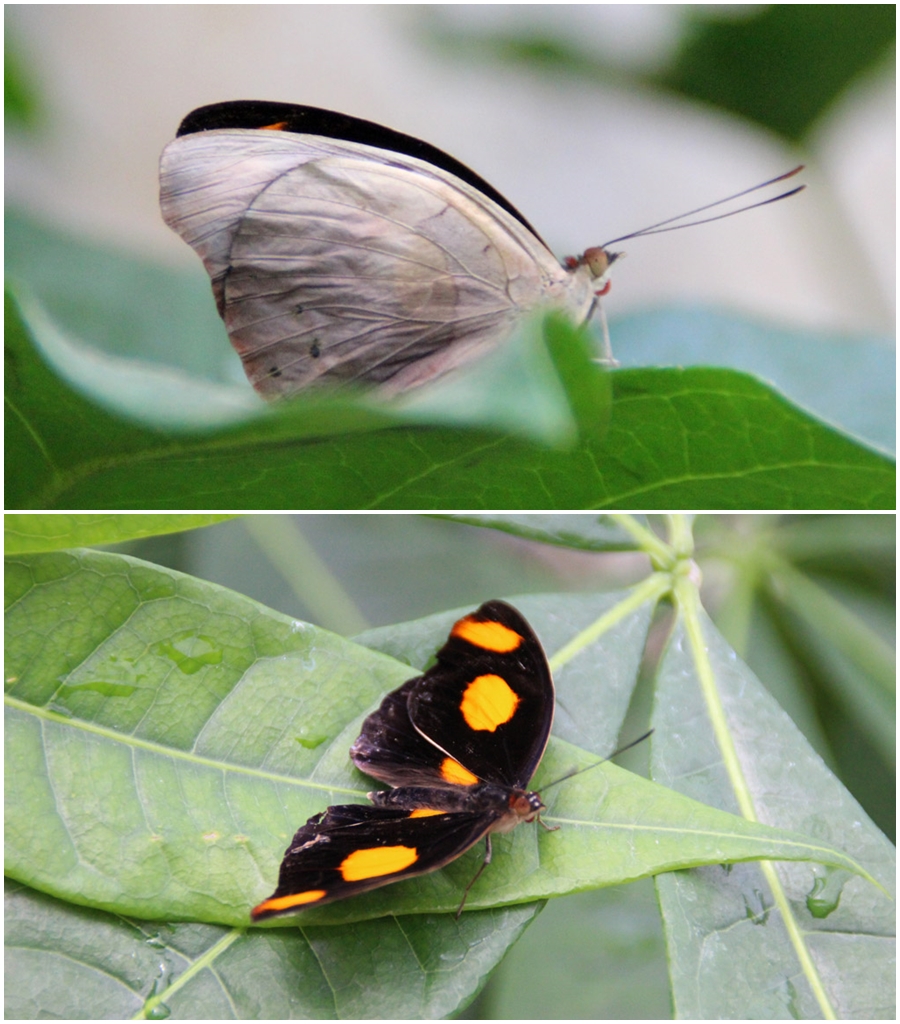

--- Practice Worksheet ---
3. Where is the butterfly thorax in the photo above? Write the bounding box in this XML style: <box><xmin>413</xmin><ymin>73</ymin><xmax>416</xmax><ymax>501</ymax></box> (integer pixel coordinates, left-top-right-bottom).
<box><xmin>369</xmin><ymin>782</ymin><xmax>545</xmax><ymax>833</ymax></box>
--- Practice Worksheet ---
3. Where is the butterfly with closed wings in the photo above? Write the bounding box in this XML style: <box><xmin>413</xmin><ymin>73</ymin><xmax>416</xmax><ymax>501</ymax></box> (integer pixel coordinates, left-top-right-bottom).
<box><xmin>160</xmin><ymin>100</ymin><xmax>803</xmax><ymax>398</ymax></box>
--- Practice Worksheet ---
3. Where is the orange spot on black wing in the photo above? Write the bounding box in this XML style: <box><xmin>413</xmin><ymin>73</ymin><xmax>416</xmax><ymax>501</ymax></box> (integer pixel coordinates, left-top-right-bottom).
<box><xmin>440</xmin><ymin>757</ymin><xmax>480</xmax><ymax>786</ymax></box>
<box><xmin>451</xmin><ymin>616</ymin><xmax>522</xmax><ymax>653</ymax></box>
<box><xmin>460</xmin><ymin>674</ymin><xmax>520</xmax><ymax>732</ymax></box>
<box><xmin>251</xmin><ymin>889</ymin><xmax>327</xmax><ymax>917</ymax></box>
<box><xmin>340</xmin><ymin>845</ymin><xmax>418</xmax><ymax>881</ymax></box>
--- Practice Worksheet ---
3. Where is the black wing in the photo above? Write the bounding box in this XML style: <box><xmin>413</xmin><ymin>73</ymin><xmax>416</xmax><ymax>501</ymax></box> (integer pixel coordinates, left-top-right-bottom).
<box><xmin>410</xmin><ymin>601</ymin><xmax>554</xmax><ymax>789</ymax></box>
<box><xmin>250</xmin><ymin>803</ymin><xmax>497</xmax><ymax>920</ymax></box>
<box><xmin>176</xmin><ymin>100</ymin><xmax>543</xmax><ymax>241</ymax></box>
<box><xmin>351</xmin><ymin>601</ymin><xmax>554</xmax><ymax>791</ymax></box>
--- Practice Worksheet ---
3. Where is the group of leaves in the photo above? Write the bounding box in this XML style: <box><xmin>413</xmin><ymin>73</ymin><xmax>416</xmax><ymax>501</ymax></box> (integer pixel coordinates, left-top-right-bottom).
<box><xmin>5</xmin><ymin>513</ymin><xmax>895</xmax><ymax>1019</ymax></box>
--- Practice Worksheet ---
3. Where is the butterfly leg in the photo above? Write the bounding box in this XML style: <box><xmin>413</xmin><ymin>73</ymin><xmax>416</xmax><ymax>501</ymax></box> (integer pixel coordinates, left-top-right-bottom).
<box><xmin>455</xmin><ymin>835</ymin><xmax>493</xmax><ymax>919</ymax></box>
<box><xmin>593</xmin><ymin>293</ymin><xmax>618</xmax><ymax>367</ymax></box>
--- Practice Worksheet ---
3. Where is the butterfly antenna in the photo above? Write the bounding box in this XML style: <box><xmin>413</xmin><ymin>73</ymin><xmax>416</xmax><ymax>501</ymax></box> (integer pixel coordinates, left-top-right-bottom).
<box><xmin>601</xmin><ymin>165</ymin><xmax>805</xmax><ymax>246</ymax></box>
<box><xmin>542</xmin><ymin>729</ymin><xmax>654</xmax><ymax>793</ymax></box>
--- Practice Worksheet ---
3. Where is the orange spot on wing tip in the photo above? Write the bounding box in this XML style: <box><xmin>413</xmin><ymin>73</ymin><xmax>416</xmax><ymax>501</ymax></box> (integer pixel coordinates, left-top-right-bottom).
<box><xmin>451</xmin><ymin>617</ymin><xmax>523</xmax><ymax>653</ymax></box>
<box><xmin>410</xmin><ymin>808</ymin><xmax>445</xmax><ymax>818</ymax></box>
<box><xmin>260</xmin><ymin>121</ymin><xmax>289</xmax><ymax>131</ymax></box>
<box><xmin>251</xmin><ymin>889</ymin><xmax>327</xmax><ymax>917</ymax></box>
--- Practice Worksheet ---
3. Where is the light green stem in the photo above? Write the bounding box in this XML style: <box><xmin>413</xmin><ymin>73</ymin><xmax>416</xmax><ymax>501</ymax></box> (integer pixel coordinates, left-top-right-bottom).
<box><xmin>133</xmin><ymin>928</ymin><xmax>243</xmax><ymax>1019</ymax></box>
<box><xmin>674</xmin><ymin>574</ymin><xmax>838</xmax><ymax>1021</ymax></box>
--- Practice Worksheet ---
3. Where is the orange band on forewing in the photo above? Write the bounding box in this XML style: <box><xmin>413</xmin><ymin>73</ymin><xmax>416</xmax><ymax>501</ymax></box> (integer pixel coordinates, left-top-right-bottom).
<box><xmin>259</xmin><ymin>121</ymin><xmax>289</xmax><ymax>131</ymax></box>
<box><xmin>451</xmin><ymin>617</ymin><xmax>522</xmax><ymax>652</ymax></box>
<box><xmin>252</xmin><ymin>889</ymin><xmax>327</xmax><ymax>915</ymax></box>
<box><xmin>461</xmin><ymin>674</ymin><xmax>519</xmax><ymax>732</ymax></box>
<box><xmin>340</xmin><ymin>845</ymin><xmax>418</xmax><ymax>881</ymax></box>
<box><xmin>409</xmin><ymin>808</ymin><xmax>445</xmax><ymax>818</ymax></box>
<box><xmin>441</xmin><ymin>757</ymin><xmax>479</xmax><ymax>786</ymax></box>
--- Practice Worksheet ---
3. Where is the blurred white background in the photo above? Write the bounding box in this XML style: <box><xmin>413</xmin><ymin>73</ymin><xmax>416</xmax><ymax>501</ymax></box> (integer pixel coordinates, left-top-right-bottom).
<box><xmin>6</xmin><ymin>4</ymin><xmax>894</xmax><ymax>334</ymax></box>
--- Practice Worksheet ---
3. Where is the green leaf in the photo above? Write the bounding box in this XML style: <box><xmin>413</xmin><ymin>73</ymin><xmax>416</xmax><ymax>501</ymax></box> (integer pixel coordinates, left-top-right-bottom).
<box><xmin>6</xmin><ymin>207</ymin><xmax>235</xmax><ymax>380</ymax></box>
<box><xmin>389</xmin><ymin>311</ymin><xmax>611</xmax><ymax>445</ymax></box>
<box><xmin>695</xmin><ymin>513</ymin><xmax>895</xmax><ymax>839</ymax></box>
<box><xmin>480</xmin><ymin>879</ymin><xmax>670</xmax><ymax>1019</ymax></box>
<box><xmin>614</xmin><ymin>307</ymin><xmax>895</xmax><ymax>456</ymax></box>
<box><xmin>652</xmin><ymin>610</ymin><xmax>895</xmax><ymax>1019</ymax></box>
<box><xmin>660</xmin><ymin>5</ymin><xmax>896</xmax><ymax>141</ymax></box>
<box><xmin>4</xmin><ymin>513</ymin><xmax>238</xmax><ymax>553</ymax></box>
<box><xmin>4</xmin><ymin>879</ymin><xmax>541</xmax><ymax>1019</ymax></box>
<box><xmin>7</xmin><ymin>293</ymin><xmax>893</xmax><ymax>509</ymax></box>
<box><xmin>434</xmin><ymin>513</ymin><xmax>646</xmax><ymax>552</ymax></box>
<box><xmin>543</xmin><ymin>310</ymin><xmax>613</xmax><ymax>439</ymax></box>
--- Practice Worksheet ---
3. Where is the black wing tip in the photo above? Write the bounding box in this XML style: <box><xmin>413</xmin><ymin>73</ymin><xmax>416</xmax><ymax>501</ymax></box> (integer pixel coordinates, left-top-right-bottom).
<box><xmin>172</xmin><ymin>101</ymin><xmax>542</xmax><ymax>240</ymax></box>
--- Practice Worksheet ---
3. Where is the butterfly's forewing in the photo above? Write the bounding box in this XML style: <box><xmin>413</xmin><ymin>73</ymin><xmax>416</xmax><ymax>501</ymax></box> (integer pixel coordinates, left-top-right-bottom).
<box><xmin>351</xmin><ymin>601</ymin><xmax>554</xmax><ymax>791</ymax></box>
<box><xmin>408</xmin><ymin>601</ymin><xmax>554</xmax><ymax>789</ymax></box>
<box><xmin>160</xmin><ymin>102</ymin><xmax>595</xmax><ymax>396</ymax></box>
<box><xmin>250</xmin><ymin>803</ymin><xmax>498</xmax><ymax>920</ymax></box>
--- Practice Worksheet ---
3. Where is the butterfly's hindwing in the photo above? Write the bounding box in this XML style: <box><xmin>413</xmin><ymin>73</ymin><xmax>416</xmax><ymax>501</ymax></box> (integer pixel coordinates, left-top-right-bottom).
<box><xmin>160</xmin><ymin>101</ymin><xmax>596</xmax><ymax>397</ymax></box>
<box><xmin>348</xmin><ymin>677</ymin><xmax>453</xmax><ymax>788</ymax></box>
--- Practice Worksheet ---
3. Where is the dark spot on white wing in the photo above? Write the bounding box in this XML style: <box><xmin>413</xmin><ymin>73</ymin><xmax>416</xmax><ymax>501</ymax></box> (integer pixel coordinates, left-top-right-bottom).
<box><xmin>269</xmin><ymin>366</ymin><xmax>282</xmax><ymax>377</ymax></box>
<box><xmin>295</xmin><ymin>303</ymin><xmax>305</xmax><ymax>314</ymax></box>
<box><xmin>310</xmin><ymin>340</ymin><xmax>321</xmax><ymax>358</ymax></box>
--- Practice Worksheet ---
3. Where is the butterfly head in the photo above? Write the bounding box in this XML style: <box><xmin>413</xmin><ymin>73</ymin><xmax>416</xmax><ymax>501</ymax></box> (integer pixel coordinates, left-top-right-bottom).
<box><xmin>495</xmin><ymin>789</ymin><xmax>546</xmax><ymax>833</ymax></box>
<box><xmin>565</xmin><ymin>246</ymin><xmax>623</xmax><ymax>298</ymax></box>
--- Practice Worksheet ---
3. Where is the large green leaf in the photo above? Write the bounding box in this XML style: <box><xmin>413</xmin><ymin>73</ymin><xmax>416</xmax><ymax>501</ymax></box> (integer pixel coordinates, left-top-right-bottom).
<box><xmin>4</xmin><ymin>513</ymin><xmax>237</xmax><ymax>553</ymax></box>
<box><xmin>6</xmin><ymin>294</ymin><xmax>893</xmax><ymax>509</ymax></box>
<box><xmin>614</xmin><ymin>308</ymin><xmax>894</xmax><ymax>456</ymax></box>
<box><xmin>5</xmin><ymin>879</ymin><xmax>541</xmax><ymax>1019</ymax></box>
<box><xmin>9</xmin><ymin>208</ymin><xmax>893</xmax><ymax>456</ymax></box>
<box><xmin>652</xmin><ymin>609</ymin><xmax>895</xmax><ymax>1019</ymax></box>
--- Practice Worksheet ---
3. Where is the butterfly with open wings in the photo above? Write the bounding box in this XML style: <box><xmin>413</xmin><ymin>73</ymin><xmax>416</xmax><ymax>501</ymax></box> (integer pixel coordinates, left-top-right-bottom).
<box><xmin>250</xmin><ymin>600</ymin><xmax>555</xmax><ymax>920</ymax></box>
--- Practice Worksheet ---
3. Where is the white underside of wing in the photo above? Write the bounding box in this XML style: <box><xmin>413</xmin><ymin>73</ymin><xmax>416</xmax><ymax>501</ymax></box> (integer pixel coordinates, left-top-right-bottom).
<box><xmin>160</xmin><ymin>130</ymin><xmax>594</xmax><ymax>395</ymax></box>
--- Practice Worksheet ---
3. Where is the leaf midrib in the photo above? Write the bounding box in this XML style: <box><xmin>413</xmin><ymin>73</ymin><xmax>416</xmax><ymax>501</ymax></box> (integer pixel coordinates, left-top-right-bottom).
<box><xmin>5</xmin><ymin>694</ymin><xmax>366</xmax><ymax>798</ymax></box>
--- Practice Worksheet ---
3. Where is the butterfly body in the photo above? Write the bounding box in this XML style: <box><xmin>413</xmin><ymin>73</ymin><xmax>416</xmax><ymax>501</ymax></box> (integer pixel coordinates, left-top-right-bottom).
<box><xmin>160</xmin><ymin>102</ymin><xmax>600</xmax><ymax>396</ymax></box>
<box><xmin>250</xmin><ymin>600</ymin><xmax>553</xmax><ymax>921</ymax></box>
